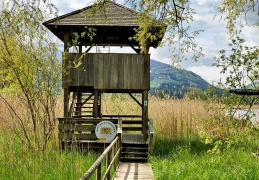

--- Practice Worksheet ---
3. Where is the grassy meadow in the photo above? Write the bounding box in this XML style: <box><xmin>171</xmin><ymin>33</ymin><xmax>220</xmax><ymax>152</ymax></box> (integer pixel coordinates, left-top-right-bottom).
<box><xmin>1</xmin><ymin>95</ymin><xmax>259</xmax><ymax>179</ymax></box>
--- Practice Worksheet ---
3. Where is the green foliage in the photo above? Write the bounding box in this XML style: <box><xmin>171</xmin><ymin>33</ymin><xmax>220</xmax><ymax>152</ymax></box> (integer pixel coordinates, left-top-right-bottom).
<box><xmin>218</xmin><ymin>0</ymin><xmax>257</xmax><ymax>37</ymax></box>
<box><xmin>215</xmin><ymin>37</ymin><xmax>259</xmax><ymax>91</ymax></box>
<box><xmin>185</xmin><ymin>87</ymin><xmax>208</xmax><ymax>100</ymax></box>
<box><xmin>0</xmin><ymin>0</ymin><xmax>61</xmax><ymax>152</ymax></box>
<box><xmin>151</xmin><ymin>129</ymin><xmax>259</xmax><ymax>179</ymax></box>
<box><xmin>125</xmin><ymin>0</ymin><xmax>204</xmax><ymax>61</ymax></box>
<box><xmin>213</xmin><ymin>37</ymin><xmax>259</xmax><ymax>109</ymax></box>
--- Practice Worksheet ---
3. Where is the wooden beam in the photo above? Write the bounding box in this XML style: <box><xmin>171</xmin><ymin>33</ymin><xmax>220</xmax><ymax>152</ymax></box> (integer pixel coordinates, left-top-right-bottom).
<box><xmin>128</xmin><ymin>93</ymin><xmax>142</xmax><ymax>107</ymax></box>
<box><xmin>129</xmin><ymin>44</ymin><xmax>141</xmax><ymax>54</ymax></box>
<box><xmin>81</xmin><ymin>93</ymin><xmax>94</xmax><ymax>106</ymax></box>
<box><xmin>63</xmin><ymin>33</ymin><xmax>70</xmax><ymax>52</ymax></box>
<box><xmin>85</xmin><ymin>44</ymin><xmax>94</xmax><ymax>53</ymax></box>
<box><xmin>230</xmin><ymin>90</ymin><xmax>259</xmax><ymax>96</ymax></box>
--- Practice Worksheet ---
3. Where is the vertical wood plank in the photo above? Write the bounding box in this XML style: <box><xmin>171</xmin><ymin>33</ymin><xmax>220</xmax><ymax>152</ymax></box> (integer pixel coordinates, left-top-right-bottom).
<box><xmin>94</xmin><ymin>54</ymin><xmax>104</xmax><ymax>89</ymax></box>
<box><xmin>142</xmin><ymin>90</ymin><xmax>148</xmax><ymax>141</ymax></box>
<box><xmin>143</xmin><ymin>55</ymin><xmax>150</xmax><ymax>89</ymax></box>
<box><xmin>88</xmin><ymin>54</ymin><xmax>94</xmax><ymax>86</ymax></box>
<box><xmin>118</xmin><ymin>54</ymin><xmax>124</xmax><ymax>89</ymax></box>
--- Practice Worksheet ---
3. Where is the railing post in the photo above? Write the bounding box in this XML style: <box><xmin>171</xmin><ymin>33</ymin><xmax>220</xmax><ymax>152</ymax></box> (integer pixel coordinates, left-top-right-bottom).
<box><xmin>148</xmin><ymin>118</ymin><xmax>154</xmax><ymax>154</ymax></box>
<box><xmin>106</xmin><ymin>151</ymin><xmax>111</xmax><ymax>180</ymax></box>
<box><xmin>96</xmin><ymin>164</ymin><xmax>101</xmax><ymax>180</ymax></box>
<box><xmin>112</xmin><ymin>143</ymin><xmax>116</xmax><ymax>172</ymax></box>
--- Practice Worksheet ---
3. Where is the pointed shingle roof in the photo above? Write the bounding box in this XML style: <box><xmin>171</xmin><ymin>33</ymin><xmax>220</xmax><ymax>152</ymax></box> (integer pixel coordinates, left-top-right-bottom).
<box><xmin>43</xmin><ymin>1</ymin><xmax>164</xmax><ymax>47</ymax></box>
<box><xmin>44</xmin><ymin>1</ymin><xmax>139</xmax><ymax>27</ymax></box>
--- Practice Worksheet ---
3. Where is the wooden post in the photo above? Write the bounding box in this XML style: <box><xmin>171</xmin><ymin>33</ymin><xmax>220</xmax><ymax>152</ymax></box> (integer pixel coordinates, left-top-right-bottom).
<box><xmin>79</xmin><ymin>45</ymin><xmax>82</xmax><ymax>53</ymax></box>
<box><xmin>63</xmin><ymin>33</ymin><xmax>70</xmax><ymax>117</ymax></box>
<box><xmin>142</xmin><ymin>91</ymin><xmax>148</xmax><ymax>141</ymax></box>
<box><xmin>106</xmin><ymin>151</ymin><xmax>111</xmax><ymax>180</ymax></box>
<box><xmin>99</xmin><ymin>92</ymin><xmax>102</xmax><ymax>117</ymax></box>
<box><xmin>96</xmin><ymin>164</ymin><xmax>101</xmax><ymax>180</ymax></box>
<box><xmin>112</xmin><ymin>144</ymin><xmax>116</xmax><ymax>172</ymax></box>
<box><xmin>93</xmin><ymin>90</ymin><xmax>99</xmax><ymax>118</ymax></box>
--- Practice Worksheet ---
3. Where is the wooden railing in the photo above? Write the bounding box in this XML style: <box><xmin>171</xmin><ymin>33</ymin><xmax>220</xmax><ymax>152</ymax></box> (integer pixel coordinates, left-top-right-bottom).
<box><xmin>79</xmin><ymin>120</ymin><xmax>122</xmax><ymax>180</ymax></box>
<box><xmin>148</xmin><ymin>118</ymin><xmax>154</xmax><ymax>153</ymax></box>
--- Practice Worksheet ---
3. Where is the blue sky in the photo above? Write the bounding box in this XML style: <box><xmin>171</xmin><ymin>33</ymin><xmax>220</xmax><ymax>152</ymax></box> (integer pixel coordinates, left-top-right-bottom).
<box><xmin>51</xmin><ymin>0</ymin><xmax>258</xmax><ymax>84</ymax></box>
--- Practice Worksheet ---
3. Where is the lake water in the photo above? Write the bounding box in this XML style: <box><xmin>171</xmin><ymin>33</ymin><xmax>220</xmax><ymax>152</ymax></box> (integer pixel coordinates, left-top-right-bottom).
<box><xmin>226</xmin><ymin>109</ymin><xmax>259</xmax><ymax>126</ymax></box>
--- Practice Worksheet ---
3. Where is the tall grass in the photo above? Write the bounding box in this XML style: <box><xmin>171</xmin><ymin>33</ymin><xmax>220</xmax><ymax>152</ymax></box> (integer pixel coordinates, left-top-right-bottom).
<box><xmin>1</xmin><ymin>94</ymin><xmax>259</xmax><ymax>179</ymax></box>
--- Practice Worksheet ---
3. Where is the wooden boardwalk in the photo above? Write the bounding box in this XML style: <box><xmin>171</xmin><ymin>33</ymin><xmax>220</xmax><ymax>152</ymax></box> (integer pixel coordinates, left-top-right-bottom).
<box><xmin>113</xmin><ymin>162</ymin><xmax>153</xmax><ymax>180</ymax></box>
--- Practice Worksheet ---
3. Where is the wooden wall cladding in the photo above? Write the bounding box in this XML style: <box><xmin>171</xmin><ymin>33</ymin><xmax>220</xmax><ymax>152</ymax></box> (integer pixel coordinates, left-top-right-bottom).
<box><xmin>63</xmin><ymin>53</ymin><xmax>150</xmax><ymax>90</ymax></box>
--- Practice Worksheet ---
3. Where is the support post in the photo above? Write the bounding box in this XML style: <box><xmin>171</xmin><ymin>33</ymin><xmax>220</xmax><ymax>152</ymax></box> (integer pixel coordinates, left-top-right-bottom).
<box><xmin>106</xmin><ymin>151</ymin><xmax>111</xmax><ymax>180</ymax></box>
<box><xmin>96</xmin><ymin>164</ymin><xmax>101</xmax><ymax>180</ymax></box>
<box><xmin>63</xmin><ymin>33</ymin><xmax>70</xmax><ymax>117</ymax></box>
<box><xmin>79</xmin><ymin>45</ymin><xmax>82</xmax><ymax>53</ymax></box>
<box><xmin>142</xmin><ymin>90</ymin><xmax>148</xmax><ymax>141</ymax></box>
<box><xmin>93</xmin><ymin>90</ymin><xmax>99</xmax><ymax>118</ymax></box>
<box><xmin>99</xmin><ymin>92</ymin><xmax>102</xmax><ymax>117</ymax></box>
<box><xmin>63</xmin><ymin>89</ymin><xmax>69</xmax><ymax>117</ymax></box>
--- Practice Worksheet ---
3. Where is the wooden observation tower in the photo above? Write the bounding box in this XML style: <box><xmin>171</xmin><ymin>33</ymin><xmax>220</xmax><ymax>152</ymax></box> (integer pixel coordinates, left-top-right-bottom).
<box><xmin>44</xmin><ymin>1</ymin><xmax>165</xmax><ymax>161</ymax></box>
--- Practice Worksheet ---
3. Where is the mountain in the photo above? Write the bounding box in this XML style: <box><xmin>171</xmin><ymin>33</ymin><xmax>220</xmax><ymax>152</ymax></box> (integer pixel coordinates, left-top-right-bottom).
<box><xmin>150</xmin><ymin>59</ymin><xmax>210</xmax><ymax>98</ymax></box>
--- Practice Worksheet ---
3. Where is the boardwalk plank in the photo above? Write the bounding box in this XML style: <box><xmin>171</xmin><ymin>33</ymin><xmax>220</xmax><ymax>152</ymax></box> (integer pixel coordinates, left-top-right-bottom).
<box><xmin>114</xmin><ymin>162</ymin><xmax>153</xmax><ymax>180</ymax></box>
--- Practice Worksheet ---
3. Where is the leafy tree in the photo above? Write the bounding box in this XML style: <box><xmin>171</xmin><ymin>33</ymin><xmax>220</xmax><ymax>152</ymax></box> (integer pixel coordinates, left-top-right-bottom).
<box><xmin>0</xmin><ymin>0</ymin><xmax>60</xmax><ymax>152</ymax></box>
<box><xmin>125</xmin><ymin>0</ymin><xmax>204</xmax><ymax>61</ymax></box>
<box><xmin>200</xmin><ymin>1</ymin><xmax>259</xmax><ymax>153</ymax></box>
<box><xmin>218</xmin><ymin>0</ymin><xmax>258</xmax><ymax>37</ymax></box>
<box><xmin>215</xmin><ymin>1</ymin><xmax>259</xmax><ymax>103</ymax></box>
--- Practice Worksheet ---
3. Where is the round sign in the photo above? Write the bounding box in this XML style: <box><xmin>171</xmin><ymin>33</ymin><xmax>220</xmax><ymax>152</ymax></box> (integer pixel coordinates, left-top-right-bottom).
<box><xmin>95</xmin><ymin>121</ymin><xmax>117</xmax><ymax>142</ymax></box>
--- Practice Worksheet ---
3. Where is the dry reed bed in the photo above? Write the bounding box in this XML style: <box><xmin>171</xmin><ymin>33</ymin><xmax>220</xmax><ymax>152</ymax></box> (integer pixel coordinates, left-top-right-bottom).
<box><xmin>0</xmin><ymin>95</ymin><xmax>213</xmax><ymax>140</ymax></box>
<box><xmin>149</xmin><ymin>97</ymin><xmax>211</xmax><ymax>139</ymax></box>
<box><xmin>2</xmin><ymin>94</ymin><xmax>239</xmax><ymax>147</ymax></box>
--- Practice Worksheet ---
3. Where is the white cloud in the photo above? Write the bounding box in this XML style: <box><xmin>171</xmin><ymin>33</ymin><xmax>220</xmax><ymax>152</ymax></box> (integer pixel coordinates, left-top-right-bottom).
<box><xmin>186</xmin><ymin>66</ymin><xmax>224</xmax><ymax>84</ymax></box>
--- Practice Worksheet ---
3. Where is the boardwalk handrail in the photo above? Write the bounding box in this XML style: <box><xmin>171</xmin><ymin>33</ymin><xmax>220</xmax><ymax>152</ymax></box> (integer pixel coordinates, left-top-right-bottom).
<box><xmin>148</xmin><ymin>118</ymin><xmax>154</xmax><ymax>153</ymax></box>
<box><xmin>80</xmin><ymin>120</ymin><xmax>122</xmax><ymax>180</ymax></box>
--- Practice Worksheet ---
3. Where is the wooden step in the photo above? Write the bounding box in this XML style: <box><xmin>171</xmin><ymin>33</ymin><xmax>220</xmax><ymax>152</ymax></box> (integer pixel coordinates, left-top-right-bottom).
<box><xmin>74</xmin><ymin>106</ymin><xmax>93</xmax><ymax>108</ymax></box>
<box><xmin>76</xmin><ymin>102</ymin><xmax>94</xmax><ymax>105</ymax></box>
<box><xmin>120</xmin><ymin>142</ymin><xmax>149</xmax><ymax>162</ymax></box>
<box><xmin>72</xmin><ymin>115</ymin><xmax>93</xmax><ymax>118</ymax></box>
<box><xmin>120</xmin><ymin>156</ymin><xmax>148</xmax><ymax>162</ymax></box>
<box><xmin>121</xmin><ymin>151</ymin><xmax>148</xmax><ymax>156</ymax></box>
<box><xmin>74</xmin><ymin>110</ymin><xmax>93</xmax><ymax>113</ymax></box>
<box><xmin>122</xmin><ymin>142</ymin><xmax>149</xmax><ymax>148</ymax></box>
<box><xmin>121</xmin><ymin>147</ymin><xmax>148</xmax><ymax>151</ymax></box>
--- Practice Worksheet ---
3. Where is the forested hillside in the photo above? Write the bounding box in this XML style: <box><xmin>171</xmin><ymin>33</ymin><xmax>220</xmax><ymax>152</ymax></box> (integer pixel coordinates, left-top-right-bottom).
<box><xmin>150</xmin><ymin>60</ymin><xmax>210</xmax><ymax>98</ymax></box>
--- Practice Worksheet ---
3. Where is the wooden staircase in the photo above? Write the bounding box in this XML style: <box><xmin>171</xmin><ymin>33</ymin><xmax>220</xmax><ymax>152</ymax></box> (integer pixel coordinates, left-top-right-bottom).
<box><xmin>120</xmin><ymin>142</ymin><xmax>149</xmax><ymax>162</ymax></box>
<box><xmin>120</xmin><ymin>134</ymin><xmax>149</xmax><ymax>162</ymax></box>
<box><xmin>71</xmin><ymin>92</ymin><xmax>97</xmax><ymax>118</ymax></box>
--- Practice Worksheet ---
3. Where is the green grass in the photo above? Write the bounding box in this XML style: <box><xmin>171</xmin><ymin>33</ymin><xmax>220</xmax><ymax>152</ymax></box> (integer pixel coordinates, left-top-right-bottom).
<box><xmin>1</xmin><ymin>97</ymin><xmax>259</xmax><ymax>179</ymax></box>
<box><xmin>3</xmin><ymin>132</ymin><xmax>259</xmax><ymax>180</ymax></box>
<box><xmin>0</xmin><ymin>132</ymin><xmax>100</xmax><ymax>180</ymax></box>
<box><xmin>150</xmin><ymin>135</ymin><xmax>259</xmax><ymax>180</ymax></box>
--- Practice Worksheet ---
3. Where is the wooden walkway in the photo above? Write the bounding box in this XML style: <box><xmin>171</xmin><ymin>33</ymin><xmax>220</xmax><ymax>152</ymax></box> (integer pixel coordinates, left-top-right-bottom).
<box><xmin>113</xmin><ymin>162</ymin><xmax>153</xmax><ymax>180</ymax></box>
